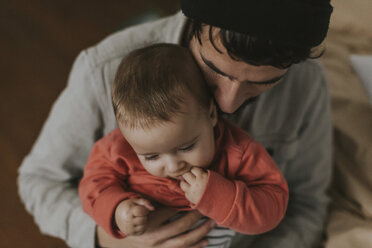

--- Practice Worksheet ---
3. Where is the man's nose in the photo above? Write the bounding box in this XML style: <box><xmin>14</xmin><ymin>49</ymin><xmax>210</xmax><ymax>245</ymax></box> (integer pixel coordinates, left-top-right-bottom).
<box><xmin>215</xmin><ymin>80</ymin><xmax>245</xmax><ymax>113</ymax></box>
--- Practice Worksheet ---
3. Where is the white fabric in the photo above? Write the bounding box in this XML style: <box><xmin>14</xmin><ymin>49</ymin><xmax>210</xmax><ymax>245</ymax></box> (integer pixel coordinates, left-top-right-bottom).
<box><xmin>350</xmin><ymin>55</ymin><xmax>372</xmax><ymax>102</ymax></box>
<box><xmin>172</xmin><ymin>214</ymin><xmax>235</xmax><ymax>248</ymax></box>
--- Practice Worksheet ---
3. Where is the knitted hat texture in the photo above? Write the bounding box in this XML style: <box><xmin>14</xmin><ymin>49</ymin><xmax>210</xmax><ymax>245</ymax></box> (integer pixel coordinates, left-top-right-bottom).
<box><xmin>180</xmin><ymin>0</ymin><xmax>333</xmax><ymax>47</ymax></box>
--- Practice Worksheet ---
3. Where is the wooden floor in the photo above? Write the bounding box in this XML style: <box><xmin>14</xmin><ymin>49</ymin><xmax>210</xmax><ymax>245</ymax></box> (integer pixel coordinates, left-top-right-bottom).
<box><xmin>0</xmin><ymin>1</ymin><xmax>178</xmax><ymax>247</ymax></box>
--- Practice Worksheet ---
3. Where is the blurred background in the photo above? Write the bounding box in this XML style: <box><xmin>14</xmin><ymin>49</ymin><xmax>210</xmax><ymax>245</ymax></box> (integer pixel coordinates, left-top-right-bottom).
<box><xmin>1</xmin><ymin>0</ymin><xmax>372</xmax><ymax>248</ymax></box>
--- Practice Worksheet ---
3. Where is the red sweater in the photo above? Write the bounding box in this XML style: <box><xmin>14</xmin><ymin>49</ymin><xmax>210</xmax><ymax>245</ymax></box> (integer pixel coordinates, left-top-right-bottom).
<box><xmin>79</xmin><ymin>119</ymin><xmax>288</xmax><ymax>238</ymax></box>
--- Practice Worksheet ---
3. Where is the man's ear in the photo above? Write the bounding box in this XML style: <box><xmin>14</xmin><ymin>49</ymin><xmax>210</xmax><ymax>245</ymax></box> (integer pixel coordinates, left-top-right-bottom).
<box><xmin>209</xmin><ymin>100</ymin><xmax>218</xmax><ymax>127</ymax></box>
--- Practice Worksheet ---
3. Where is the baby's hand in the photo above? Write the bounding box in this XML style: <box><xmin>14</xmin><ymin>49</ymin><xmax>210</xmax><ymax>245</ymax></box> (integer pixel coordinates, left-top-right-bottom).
<box><xmin>115</xmin><ymin>198</ymin><xmax>154</xmax><ymax>236</ymax></box>
<box><xmin>180</xmin><ymin>167</ymin><xmax>208</xmax><ymax>204</ymax></box>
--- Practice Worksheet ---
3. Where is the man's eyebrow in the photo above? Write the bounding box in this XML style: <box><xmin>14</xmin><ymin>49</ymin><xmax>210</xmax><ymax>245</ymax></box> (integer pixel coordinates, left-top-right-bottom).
<box><xmin>201</xmin><ymin>55</ymin><xmax>232</xmax><ymax>78</ymax></box>
<box><xmin>201</xmin><ymin>54</ymin><xmax>286</xmax><ymax>85</ymax></box>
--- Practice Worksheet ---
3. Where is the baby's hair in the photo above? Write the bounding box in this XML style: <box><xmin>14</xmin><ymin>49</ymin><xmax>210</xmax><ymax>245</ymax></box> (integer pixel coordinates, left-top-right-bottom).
<box><xmin>112</xmin><ymin>43</ymin><xmax>212</xmax><ymax>129</ymax></box>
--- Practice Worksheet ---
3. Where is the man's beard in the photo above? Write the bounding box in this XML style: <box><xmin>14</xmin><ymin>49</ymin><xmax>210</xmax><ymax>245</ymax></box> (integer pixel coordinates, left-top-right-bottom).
<box><xmin>217</xmin><ymin>95</ymin><xmax>259</xmax><ymax>116</ymax></box>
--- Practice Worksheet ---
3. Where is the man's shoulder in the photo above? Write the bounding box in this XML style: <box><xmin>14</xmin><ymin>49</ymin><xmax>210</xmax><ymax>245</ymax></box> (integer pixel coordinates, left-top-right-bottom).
<box><xmin>65</xmin><ymin>12</ymin><xmax>186</xmax><ymax>111</ymax></box>
<box><xmin>292</xmin><ymin>59</ymin><xmax>324</xmax><ymax>72</ymax></box>
<box><xmin>268</xmin><ymin>59</ymin><xmax>328</xmax><ymax>104</ymax></box>
<box><xmin>286</xmin><ymin>59</ymin><xmax>326</xmax><ymax>88</ymax></box>
<box><xmin>82</xmin><ymin>12</ymin><xmax>186</xmax><ymax>69</ymax></box>
<box><xmin>231</xmin><ymin>59</ymin><xmax>329</xmax><ymax>143</ymax></box>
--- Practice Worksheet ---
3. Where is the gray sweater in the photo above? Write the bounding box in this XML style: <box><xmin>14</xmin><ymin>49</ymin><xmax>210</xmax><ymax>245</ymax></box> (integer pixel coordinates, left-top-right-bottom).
<box><xmin>18</xmin><ymin>12</ymin><xmax>332</xmax><ymax>248</ymax></box>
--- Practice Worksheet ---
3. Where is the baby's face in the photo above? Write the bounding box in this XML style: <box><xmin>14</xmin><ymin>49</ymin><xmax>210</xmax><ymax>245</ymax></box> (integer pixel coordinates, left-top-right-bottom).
<box><xmin>121</xmin><ymin>97</ymin><xmax>217</xmax><ymax>180</ymax></box>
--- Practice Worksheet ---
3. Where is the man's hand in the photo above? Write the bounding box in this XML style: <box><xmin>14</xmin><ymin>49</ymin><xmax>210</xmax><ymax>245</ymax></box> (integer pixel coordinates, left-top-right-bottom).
<box><xmin>115</xmin><ymin>198</ymin><xmax>154</xmax><ymax>236</ymax></box>
<box><xmin>180</xmin><ymin>167</ymin><xmax>208</xmax><ymax>204</ymax></box>
<box><xmin>97</xmin><ymin>208</ymin><xmax>215</xmax><ymax>248</ymax></box>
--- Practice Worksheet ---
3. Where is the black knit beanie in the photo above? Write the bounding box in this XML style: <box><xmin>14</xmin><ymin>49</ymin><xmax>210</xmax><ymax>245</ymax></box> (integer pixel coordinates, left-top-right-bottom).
<box><xmin>180</xmin><ymin>0</ymin><xmax>333</xmax><ymax>47</ymax></box>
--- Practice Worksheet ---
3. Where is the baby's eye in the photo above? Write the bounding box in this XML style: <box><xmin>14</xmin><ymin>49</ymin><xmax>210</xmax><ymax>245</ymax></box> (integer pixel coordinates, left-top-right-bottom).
<box><xmin>144</xmin><ymin>155</ymin><xmax>159</xmax><ymax>161</ymax></box>
<box><xmin>178</xmin><ymin>143</ymin><xmax>195</xmax><ymax>152</ymax></box>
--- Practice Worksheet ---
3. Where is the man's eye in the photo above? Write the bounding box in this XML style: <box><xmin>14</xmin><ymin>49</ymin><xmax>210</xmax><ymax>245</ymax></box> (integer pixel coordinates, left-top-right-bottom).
<box><xmin>210</xmin><ymin>69</ymin><xmax>231</xmax><ymax>80</ymax></box>
<box><xmin>258</xmin><ymin>81</ymin><xmax>278</xmax><ymax>86</ymax></box>
<box><xmin>246</xmin><ymin>80</ymin><xmax>279</xmax><ymax>86</ymax></box>
<box><xmin>144</xmin><ymin>155</ymin><xmax>159</xmax><ymax>161</ymax></box>
<box><xmin>178</xmin><ymin>143</ymin><xmax>195</xmax><ymax>152</ymax></box>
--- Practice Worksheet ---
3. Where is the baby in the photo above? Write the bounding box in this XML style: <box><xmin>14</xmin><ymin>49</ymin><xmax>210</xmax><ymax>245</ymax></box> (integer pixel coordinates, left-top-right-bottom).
<box><xmin>79</xmin><ymin>44</ymin><xmax>288</xmax><ymax>247</ymax></box>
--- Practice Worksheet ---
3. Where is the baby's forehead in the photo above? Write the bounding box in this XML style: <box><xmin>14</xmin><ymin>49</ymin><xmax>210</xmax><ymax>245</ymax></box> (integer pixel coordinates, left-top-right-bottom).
<box><xmin>122</xmin><ymin>110</ymin><xmax>203</xmax><ymax>154</ymax></box>
<box><xmin>179</xmin><ymin>94</ymin><xmax>210</xmax><ymax>118</ymax></box>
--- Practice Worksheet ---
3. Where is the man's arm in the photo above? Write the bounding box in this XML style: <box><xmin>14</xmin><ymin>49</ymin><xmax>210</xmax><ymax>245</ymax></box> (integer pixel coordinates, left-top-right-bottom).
<box><xmin>249</xmin><ymin>65</ymin><xmax>333</xmax><ymax>247</ymax></box>
<box><xmin>17</xmin><ymin>51</ymin><xmax>104</xmax><ymax>248</ymax></box>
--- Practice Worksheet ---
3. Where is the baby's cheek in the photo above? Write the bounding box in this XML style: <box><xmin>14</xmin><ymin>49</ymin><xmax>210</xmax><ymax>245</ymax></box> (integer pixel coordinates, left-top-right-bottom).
<box><xmin>191</xmin><ymin>151</ymin><xmax>214</xmax><ymax>169</ymax></box>
<box><xmin>141</xmin><ymin>161</ymin><xmax>164</xmax><ymax>177</ymax></box>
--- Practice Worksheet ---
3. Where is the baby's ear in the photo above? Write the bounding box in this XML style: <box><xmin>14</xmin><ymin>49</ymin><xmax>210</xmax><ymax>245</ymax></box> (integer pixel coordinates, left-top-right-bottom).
<box><xmin>209</xmin><ymin>100</ymin><xmax>218</xmax><ymax>127</ymax></box>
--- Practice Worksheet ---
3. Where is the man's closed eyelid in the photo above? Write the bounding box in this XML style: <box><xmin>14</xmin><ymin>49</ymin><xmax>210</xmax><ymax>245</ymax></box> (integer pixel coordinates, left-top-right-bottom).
<box><xmin>212</xmin><ymin>69</ymin><xmax>232</xmax><ymax>80</ymax></box>
<box><xmin>245</xmin><ymin>80</ymin><xmax>278</xmax><ymax>86</ymax></box>
<box><xmin>201</xmin><ymin>55</ymin><xmax>232</xmax><ymax>78</ymax></box>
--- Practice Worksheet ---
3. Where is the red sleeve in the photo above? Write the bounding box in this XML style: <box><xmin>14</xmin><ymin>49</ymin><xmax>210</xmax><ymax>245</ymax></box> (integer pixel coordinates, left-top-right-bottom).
<box><xmin>78</xmin><ymin>130</ymin><xmax>141</xmax><ymax>238</ymax></box>
<box><xmin>194</xmin><ymin>140</ymin><xmax>289</xmax><ymax>234</ymax></box>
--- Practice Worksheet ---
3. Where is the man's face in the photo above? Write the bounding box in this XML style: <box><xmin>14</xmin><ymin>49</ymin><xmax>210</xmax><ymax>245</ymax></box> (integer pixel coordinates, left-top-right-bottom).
<box><xmin>189</xmin><ymin>27</ymin><xmax>288</xmax><ymax>113</ymax></box>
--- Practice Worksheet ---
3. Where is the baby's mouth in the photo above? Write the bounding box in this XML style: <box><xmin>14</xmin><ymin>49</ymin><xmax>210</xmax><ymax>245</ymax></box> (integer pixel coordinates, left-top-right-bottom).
<box><xmin>169</xmin><ymin>173</ymin><xmax>186</xmax><ymax>181</ymax></box>
<box><xmin>169</xmin><ymin>168</ymin><xmax>190</xmax><ymax>181</ymax></box>
<box><xmin>175</xmin><ymin>175</ymin><xmax>185</xmax><ymax>182</ymax></box>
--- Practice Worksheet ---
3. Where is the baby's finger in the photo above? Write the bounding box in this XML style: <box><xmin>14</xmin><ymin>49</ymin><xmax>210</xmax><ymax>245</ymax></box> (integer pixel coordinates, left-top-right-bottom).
<box><xmin>191</xmin><ymin>167</ymin><xmax>205</xmax><ymax>177</ymax></box>
<box><xmin>182</xmin><ymin>171</ymin><xmax>196</xmax><ymax>183</ymax></box>
<box><xmin>133</xmin><ymin>225</ymin><xmax>146</xmax><ymax>235</ymax></box>
<box><xmin>132</xmin><ymin>198</ymin><xmax>155</xmax><ymax>211</ymax></box>
<box><xmin>132</xmin><ymin>205</ymin><xmax>150</xmax><ymax>217</ymax></box>
<box><xmin>133</xmin><ymin>215</ymin><xmax>148</xmax><ymax>225</ymax></box>
<box><xmin>180</xmin><ymin>180</ymin><xmax>190</xmax><ymax>192</ymax></box>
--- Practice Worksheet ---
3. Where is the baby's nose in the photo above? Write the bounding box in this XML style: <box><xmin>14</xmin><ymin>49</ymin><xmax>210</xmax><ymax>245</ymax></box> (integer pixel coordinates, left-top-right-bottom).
<box><xmin>165</xmin><ymin>159</ymin><xmax>186</xmax><ymax>173</ymax></box>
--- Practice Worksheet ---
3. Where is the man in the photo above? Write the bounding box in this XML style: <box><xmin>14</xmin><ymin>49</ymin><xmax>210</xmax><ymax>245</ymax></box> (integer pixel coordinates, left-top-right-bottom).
<box><xmin>18</xmin><ymin>0</ymin><xmax>333</xmax><ymax>248</ymax></box>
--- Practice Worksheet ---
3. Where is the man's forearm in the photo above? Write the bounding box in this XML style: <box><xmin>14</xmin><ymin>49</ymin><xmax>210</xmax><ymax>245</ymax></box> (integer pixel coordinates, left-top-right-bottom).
<box><xmin>18</xmin><ymin>173</ymin><xmax>97</xmax><ymax>248</ymax></box>
<box><xmin>17</xmin><ymin>51</ymin><xmax>106</xmax><ymax>248</ymax></box>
